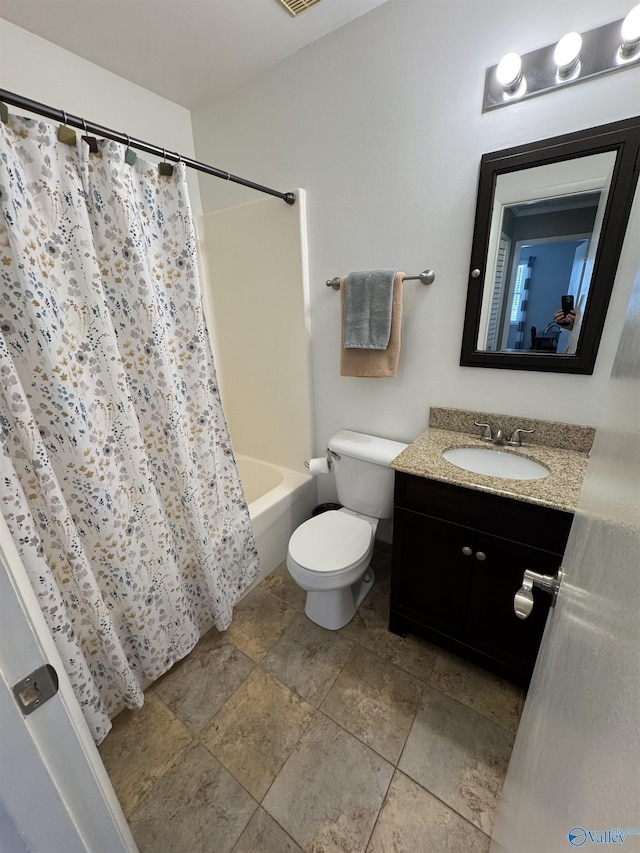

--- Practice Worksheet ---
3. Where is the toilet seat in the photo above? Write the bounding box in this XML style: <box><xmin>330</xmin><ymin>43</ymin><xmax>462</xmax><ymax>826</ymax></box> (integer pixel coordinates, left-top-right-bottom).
<box><xmin>288</xmin><ymin>510</ymin><xmax>373</xmax><ymax>575</ymax></box>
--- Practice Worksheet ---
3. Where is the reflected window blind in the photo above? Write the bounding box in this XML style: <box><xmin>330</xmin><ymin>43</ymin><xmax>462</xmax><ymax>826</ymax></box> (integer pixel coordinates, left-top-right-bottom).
<box><xmin>486</xmin><ymin>234</ymin><xmax>510</xmax><ymax>351</ymax></box>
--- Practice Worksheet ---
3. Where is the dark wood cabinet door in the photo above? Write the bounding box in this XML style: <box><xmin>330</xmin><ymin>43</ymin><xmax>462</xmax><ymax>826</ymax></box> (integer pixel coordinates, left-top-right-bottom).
<box><xmin>392</xmin><ymin>508</ymin><xmax>475</xmax><ymax>635</ymax></box>
<box><xmin>391</xmin><ymin>474</ymin><xmax>573</xmax><ymax>684</ymax></box>
<box><xmin>466</xmin><ymin>532</ymin><xmax>561</xmax><ymax>673</ymax></box>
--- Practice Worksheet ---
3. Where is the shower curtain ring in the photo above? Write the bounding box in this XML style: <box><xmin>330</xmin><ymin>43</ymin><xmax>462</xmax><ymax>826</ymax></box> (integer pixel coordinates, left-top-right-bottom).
<box><xmin>81</xmin><ymin>118</ymin><xmax>98</xmax><ymax>153</ymax></box>
<box><xmin>159</xmin><ymin>147</ymin><xmax>174</xmax><ymax>177</ymax></box>
<box><xmin>57</xmin><ymin>109</ymin><xmax>76</xmax><ymax>146</ymax></box>
<box><xmin>124</xmin><ymin>135</ymin><xmax>137</xmax><ymax>166</ymax></box>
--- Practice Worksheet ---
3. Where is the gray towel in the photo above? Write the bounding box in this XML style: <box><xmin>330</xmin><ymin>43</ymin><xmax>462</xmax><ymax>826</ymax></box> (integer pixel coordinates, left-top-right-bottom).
<box><xmin>343</xmin><ymin>269</ymin><xmax>397</xmax><ymax>349</ymax></box>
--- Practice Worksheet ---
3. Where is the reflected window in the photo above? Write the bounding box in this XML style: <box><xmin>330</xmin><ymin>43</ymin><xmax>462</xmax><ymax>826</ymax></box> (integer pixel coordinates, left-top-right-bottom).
<box><xmin>475</xmin><ymin>153</ymin><xmax>615</xmax><ymax>357</ymax></box>
<box><xmin>483</xmin><ymin>190</ymin><xmax>600</xmax><ymax>354</ymax></box>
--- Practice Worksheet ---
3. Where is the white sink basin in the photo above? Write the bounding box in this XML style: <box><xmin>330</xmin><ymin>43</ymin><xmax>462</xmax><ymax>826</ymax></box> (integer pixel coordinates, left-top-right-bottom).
<box><xmin>442</xmin><ymin>446</ymin><xmax>550</xmax><ymax>480</ymax></box>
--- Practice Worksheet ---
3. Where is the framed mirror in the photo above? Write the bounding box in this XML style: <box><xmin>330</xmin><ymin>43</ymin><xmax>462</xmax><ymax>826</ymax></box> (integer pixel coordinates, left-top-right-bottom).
<box><xmin>460</xmin><ymin>118</ymin><xmax>640</xmax><ymax>374</ymax></box>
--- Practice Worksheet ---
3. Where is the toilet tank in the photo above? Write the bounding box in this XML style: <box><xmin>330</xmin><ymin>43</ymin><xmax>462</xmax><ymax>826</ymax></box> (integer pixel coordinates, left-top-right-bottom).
<box><xmin>328</xmin><ymin>430</ymin><xmax>408</xmax><ymax>519</ymax></box>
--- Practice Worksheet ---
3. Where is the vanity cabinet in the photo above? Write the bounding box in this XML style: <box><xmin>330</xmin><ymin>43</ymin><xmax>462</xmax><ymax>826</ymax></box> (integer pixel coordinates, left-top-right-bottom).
<box><xmin>390</xmin><ymin>472</ymin><xmax>573</xmax><ymax>686</ymax></box>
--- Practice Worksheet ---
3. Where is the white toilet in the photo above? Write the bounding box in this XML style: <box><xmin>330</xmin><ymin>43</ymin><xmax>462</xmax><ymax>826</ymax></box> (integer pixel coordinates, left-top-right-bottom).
<box><xmin>286</xmin><ymin>430</ymin><xmax>408</xmax><ymax>630</ymax></box>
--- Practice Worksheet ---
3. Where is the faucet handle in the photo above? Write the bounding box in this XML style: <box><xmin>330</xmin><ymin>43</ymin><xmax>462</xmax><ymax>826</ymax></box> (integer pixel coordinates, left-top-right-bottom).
<box><xmin>474</xmin><ymin>422</ymin><xmax>493</xmax><ymax>442</ymax></box>
<box><xmin>508</xmin><ymin>428</ymin><xmax>534</xmax><ymax>446</ymax></box>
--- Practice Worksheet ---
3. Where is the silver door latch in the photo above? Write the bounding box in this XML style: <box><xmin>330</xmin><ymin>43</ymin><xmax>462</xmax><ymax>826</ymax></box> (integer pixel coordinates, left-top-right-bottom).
<box><xmin>514</xmin><ymin>568</ymin><xmax>564</xmax><ymax>620</ymax></box>
<box><xmin>13</xmin><ymin>664</ymin><xmax>59</xmax><ymax>715</ymax></box>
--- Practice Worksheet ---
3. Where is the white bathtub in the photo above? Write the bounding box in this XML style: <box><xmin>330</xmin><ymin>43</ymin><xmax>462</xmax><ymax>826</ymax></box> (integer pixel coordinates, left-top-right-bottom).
<box><xmin>236</xmin><ymin>455</ymin><xmax>317</xmax><ymax>590</ymax></box>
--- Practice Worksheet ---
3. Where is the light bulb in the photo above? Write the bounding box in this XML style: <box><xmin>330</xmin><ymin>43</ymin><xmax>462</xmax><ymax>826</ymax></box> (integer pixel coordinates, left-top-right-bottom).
<box><xmin>621</xmin><ymin>4</ymin><xmax>640</xmax><ymax>56</ymax></box>
<box><xmin>496</xmin><ymin>52</ymin><xmax>523</xmax><ymax>92</ymax></box>
<box><xmin>554</xmin><ymin>32</ymin><xmax>582</xmax><ymax>75</ymax></box>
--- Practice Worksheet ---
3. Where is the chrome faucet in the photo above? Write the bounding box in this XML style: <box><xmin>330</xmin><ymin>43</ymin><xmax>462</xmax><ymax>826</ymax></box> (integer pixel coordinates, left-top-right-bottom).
<box><xmin>474</xmin><ymin>422</ymin><xmax>505</xmax><ymax>444</ymax></box>
<box><xmin>474</xmin><ymin>422</ymin><xmax>493</xmax><ymax>442</ymax></box>
<box><xmin>475</xmin><ymin>422</ymin><xmax>534</xmax><ymax>447</ymax></box>
<box><xmin>507</xmin><ymin>428</ymin><xmax>534</xmax><ymax>447</ymax></box>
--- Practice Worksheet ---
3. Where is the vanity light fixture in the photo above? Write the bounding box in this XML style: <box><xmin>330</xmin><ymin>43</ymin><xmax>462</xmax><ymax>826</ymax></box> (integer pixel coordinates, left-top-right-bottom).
<box><xmin>620</xmin><ymin>3</ymin><xmax>640</xmax><ymax>57</ymax></box>
<box><xmin>483</xmin><ymin>7</ymin><xmax>640</xmax><ymax>111</ymax></box>
<box><xmin>554</xmin><ymin>32</ymin><xmax>582</xmax><ymax>78</ymax></box>
<box><xmin>496</xmin><ymin>52</ymin><xmax>524</xmax><ymax>93</ymax></box>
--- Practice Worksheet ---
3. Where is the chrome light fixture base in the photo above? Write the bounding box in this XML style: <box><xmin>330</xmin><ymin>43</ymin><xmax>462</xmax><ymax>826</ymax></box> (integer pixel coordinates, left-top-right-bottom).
<box><xmin>483</xmin><ymin>15</ymin><xmax>640</xmax><ymax>112</ymax></box>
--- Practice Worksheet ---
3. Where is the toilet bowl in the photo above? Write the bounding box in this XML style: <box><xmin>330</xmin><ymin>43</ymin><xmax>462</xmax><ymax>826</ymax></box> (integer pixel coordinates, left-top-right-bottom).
<box><xmin>287</xmin><ymin>509</ymin><xmax>378</xmax><ymax>630</ymax></box>
<box><xmin>286</xmin><ymin>430</ymin><xmax>408</xmax><ymax>631</ymax></box>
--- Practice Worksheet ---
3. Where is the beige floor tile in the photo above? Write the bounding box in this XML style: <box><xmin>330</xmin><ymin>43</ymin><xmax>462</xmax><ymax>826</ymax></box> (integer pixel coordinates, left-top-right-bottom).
<box><xmin>152</xmin><ymin>641</ymin><xmax>255</xmax><ymax>731</ymax></box>
<box><xmin>232</xmin><ymin>807</ymin><xmax>303</xmax><ymax>853</ymax></box>
<box><xmin>261</xmin><ymin>613</ymin><xmax>353</xmax><ymax>706</ymax></box>
<box><xmin>429</xmin><ymin>650</ymin><xmax>525</xmax><ymax>733</ymax></box>
<box><xmin>201</xmin><ymin>668</ymin><xmax>314</xmax><ymax>801</ymax></box>
<box><xmin>399</xmin><ymin>687</ymin><xmax>514</xmax><ymax>836</ymax></box>
<box><xmin>259</xmin><ymin>562</ymin><xmax>307</xmax><ymax>612</ymax></box>
<box><xmin>339</xmin><ymin>591</ymin><xmax>438</xmax><ymax>683</ymax></box>
<box><xmin>367</xmin><ymin>771</ymin><xmax>490</xmax><ymax>852</ymax></box>
<box><xmin>98</xmin><ymin>692</ymin><xmax>193</xmax><ymax>816</ymax></box>
<box><xmin>128</xmin><ymin>743</ymin><xmax>257</xmax><ymax>853</ymax></box>
<box><xmin>320</xmin><ymin>645</ymin><xmax>423</xmax><ymax>763</ymax></box>
<box><xmin>222</xmin><ymin>587</ymin><xmax>297</xmax><ymax>662</ymax></box>
<box><xmin>263</xmin><ymin>712</ymin><xmax>393</xmax><ymax>853</ymax></box>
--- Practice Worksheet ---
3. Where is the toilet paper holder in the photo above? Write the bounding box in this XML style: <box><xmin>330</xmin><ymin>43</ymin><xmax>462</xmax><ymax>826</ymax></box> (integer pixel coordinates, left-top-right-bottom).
<box><xmin>304</xmin><ymin>449</ymin><xmax>340</xmax><ymax>473</ymax></box>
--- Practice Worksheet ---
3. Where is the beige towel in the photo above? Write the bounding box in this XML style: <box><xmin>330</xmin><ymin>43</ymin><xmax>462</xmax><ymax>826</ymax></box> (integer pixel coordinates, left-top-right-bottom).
<box><xmin>340</xmin><ymin>271</ymin><xmax>404</xmax><ymax>377</ymax></box>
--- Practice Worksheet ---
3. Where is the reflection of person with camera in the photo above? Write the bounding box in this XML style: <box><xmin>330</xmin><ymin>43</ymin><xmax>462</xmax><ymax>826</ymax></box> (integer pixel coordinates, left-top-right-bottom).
<box><xmin>554</xmin><ymin>294</ymin><xmax>576</xmax><ymax>330</ymax></box>
<box><xmin>554</xmin><ymin>308</ymin><xmax>576</xmax><ymax>330</ymax></box>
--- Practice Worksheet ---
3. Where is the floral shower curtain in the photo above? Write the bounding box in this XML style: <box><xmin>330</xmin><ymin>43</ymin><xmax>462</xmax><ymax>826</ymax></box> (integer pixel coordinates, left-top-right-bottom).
<box><xmin>0</xmin><ymin>113</ymin><xmax>259</xmax><ymax>743</ymax></box>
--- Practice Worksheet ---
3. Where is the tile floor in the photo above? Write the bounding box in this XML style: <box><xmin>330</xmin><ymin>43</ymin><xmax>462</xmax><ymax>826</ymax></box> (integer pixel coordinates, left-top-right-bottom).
<box><xmin>99</xmin><ymin>547</ymin><xmax>525</xmax><ymax>853</ymax></box>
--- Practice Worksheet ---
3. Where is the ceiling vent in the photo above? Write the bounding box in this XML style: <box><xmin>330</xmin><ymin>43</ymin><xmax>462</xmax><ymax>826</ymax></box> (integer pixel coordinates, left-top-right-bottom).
<box><xmin>276</xmin><ymin>0</ymin><xmax>323</xmax><ymax>16</ymax></box>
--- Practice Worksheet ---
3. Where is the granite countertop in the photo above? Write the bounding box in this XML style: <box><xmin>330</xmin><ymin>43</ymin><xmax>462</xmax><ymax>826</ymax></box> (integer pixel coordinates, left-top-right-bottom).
<box><xmin>390</xmin><ymin>425</ymin><xmax>590</xmax><ymax>513</ymax></box>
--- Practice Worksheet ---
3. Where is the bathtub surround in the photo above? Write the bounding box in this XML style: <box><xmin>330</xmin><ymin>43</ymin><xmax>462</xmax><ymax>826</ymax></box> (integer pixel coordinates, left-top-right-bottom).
<box><xmin>198</xmin><ymin>195</ymin><xmax>316</xmax><ymax>583</ymax></box>
<box><xmin>197</xmin><ymin>195</ymin><xmax>313</xmax><ymax>474</ymax></box>
<box><xmin>0</xmin><ymin>114</ymin><xmax>258</xmax><ymax>742</ymax></box>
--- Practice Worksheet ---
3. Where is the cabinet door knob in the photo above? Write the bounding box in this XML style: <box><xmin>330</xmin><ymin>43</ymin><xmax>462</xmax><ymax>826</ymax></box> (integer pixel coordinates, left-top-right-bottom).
<box><xmin>475</xmin><ymin>551</ymin><xmax>487</xmax><ymax>561</ymax></box>
<box><xmin>462</xmin><ymin>546</ymin><xmax>472</xmax><ymax>556</ymax></box>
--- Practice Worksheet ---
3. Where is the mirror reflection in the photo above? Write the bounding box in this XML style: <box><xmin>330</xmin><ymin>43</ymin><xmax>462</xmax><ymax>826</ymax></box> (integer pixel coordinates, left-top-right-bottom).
<box><xmin>461</xmin><ymin>118</ymin><xmax>640</xmax><ymax>375</ymax></box>
<box><xmin>476</xmin><ymin>151</ymin><xmax>616</xmax><ymax>356</ymax></box>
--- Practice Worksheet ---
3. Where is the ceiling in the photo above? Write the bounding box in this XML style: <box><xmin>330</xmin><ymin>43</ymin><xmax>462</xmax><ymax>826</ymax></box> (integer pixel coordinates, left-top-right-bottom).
<box><xmin>0</xmin><ymin>0</ymin><xmax>389</xmax><ymax>109</ymax></box>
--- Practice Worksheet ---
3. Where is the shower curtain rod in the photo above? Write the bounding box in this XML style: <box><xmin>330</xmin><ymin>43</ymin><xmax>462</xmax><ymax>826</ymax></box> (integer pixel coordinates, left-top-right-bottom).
<box><xmin>0</xmin><ymin>88</ymin><xmax>296</xmax><ymax>205</ymax></box>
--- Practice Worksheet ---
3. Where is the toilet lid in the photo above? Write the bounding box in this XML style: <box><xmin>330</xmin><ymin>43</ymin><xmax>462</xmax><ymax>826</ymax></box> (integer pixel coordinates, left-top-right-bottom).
<box><xmin>289</xmin><ymin>511</ymin><xmax>373</xmax><ymax>573</ymax></box>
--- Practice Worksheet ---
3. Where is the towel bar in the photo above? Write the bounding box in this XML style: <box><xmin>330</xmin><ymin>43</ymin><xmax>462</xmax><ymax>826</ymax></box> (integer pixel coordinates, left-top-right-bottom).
<box><xmin>326</xmin><ymin>270</ymin><xmax>435</xmax><ymax>290</ymax></box>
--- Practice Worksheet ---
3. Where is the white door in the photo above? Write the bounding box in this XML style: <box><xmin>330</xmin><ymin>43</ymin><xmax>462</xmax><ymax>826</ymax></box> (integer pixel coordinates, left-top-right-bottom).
<box><xmin>490</xmin><ymin>272</ymin><xmax>640</xmax><ymax>852</ymax></box>
<box><xmin>0</xmin><ymin>517</ymin><xmax>137</xmax><ymax>853</ymax></box>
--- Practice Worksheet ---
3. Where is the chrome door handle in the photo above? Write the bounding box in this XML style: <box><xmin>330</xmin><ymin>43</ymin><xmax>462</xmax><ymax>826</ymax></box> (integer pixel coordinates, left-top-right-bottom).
<box><xmin>514</xmin><ymin>567</ymin><xmax>564</xmax><ymax>620</ymax></box>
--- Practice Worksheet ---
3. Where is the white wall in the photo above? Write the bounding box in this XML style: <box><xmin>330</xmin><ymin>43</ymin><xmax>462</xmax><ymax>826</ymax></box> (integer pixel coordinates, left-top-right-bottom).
<box><xmin>0</xmin><ymin>19</ymin><xmax>201</xmax><ymax>212</ymax></box>
<box><xmin>197</xmin><ymin>192</ymin><xmax>314</xmax><ymax>471</ymax></box>
<box><xmin>192</xmin><ymin>0</ymin><xmax>640</xmax><ymax>466</ymax></box>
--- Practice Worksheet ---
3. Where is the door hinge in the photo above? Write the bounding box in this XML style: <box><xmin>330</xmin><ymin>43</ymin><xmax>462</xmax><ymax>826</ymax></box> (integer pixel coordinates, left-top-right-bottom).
<box><xmin>13</xmin><ymin>664</ymin><xmax>59</xmax><ymax>715</ymax></box>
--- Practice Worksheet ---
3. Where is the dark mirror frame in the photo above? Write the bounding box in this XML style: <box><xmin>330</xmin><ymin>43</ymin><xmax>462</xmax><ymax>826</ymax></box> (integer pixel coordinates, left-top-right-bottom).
<box><xmin>460</xmin><ymin>117</ymin><xmax>640</xmax><ymax>374</ymax></box>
